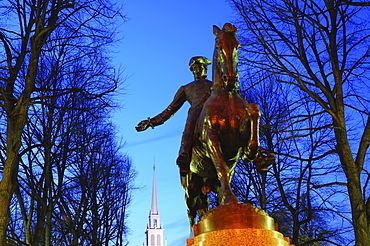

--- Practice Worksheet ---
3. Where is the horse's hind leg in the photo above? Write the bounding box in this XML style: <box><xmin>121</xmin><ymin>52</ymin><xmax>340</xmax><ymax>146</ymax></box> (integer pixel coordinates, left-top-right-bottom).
<box><xmin>197</xmin><ymin>186</ymin><xmax>209</xmax><ymax>220</ymax></box>
<box><xmin>204</xmin><ymin>130</ymin><xmax>238</xmax><ymax>205</ymax></box>
<box><xmin>187</xmin><ymin>205</ymin><xmax>196</xmax><ymax>237</ymax></box>
<box><xmin>182</xmin><ymin>173</ymin><xmax>203</xmax><ymax>236</ymax></box>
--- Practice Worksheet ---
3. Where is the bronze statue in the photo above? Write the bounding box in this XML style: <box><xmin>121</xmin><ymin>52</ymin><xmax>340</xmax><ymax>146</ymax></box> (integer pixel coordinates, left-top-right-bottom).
<box><xmin>182</xmin><ymin>23</ymin><xmax>274</xmax><ymax>232</ymax></box>
<box><xmin>136</xmin><ymin>23</ymin><xmax>274</xmax><ymax>233</ymax></box>
<box><xmin>136</xmin><ymin>56</ymin><xmax>213</xmax><ymax>177</ymax></box>
<box><xmin>179</xmin><ymin>23</ymin><xmax>261</xmax><ymax>230</ymax></box>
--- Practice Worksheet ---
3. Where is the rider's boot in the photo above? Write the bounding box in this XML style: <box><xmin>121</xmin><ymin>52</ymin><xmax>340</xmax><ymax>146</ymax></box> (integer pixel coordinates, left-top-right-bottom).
<box><xmin>177</xmin><ymin>133</ymin><xmax>192</xmax><ymax>177</ymax></box>
<box><xmin>177</xmin><ymin>153</ymin><xmax>190</xmax><ymax>177</ymax></box>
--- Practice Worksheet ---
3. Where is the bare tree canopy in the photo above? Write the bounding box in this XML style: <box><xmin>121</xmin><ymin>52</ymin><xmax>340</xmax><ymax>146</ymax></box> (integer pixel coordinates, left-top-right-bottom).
<box><xmin>228</xmin><ymin>0</ymin><xmax>370</xmax><ymax>245</ymax></box>
<box><xmin>0</xmin><ymin>0</ymin><xmax>132</xmax><ymax>245</ymax></box>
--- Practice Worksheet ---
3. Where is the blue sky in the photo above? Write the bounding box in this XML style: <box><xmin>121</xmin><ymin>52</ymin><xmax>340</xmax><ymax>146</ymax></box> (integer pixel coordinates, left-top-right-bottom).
<box><xmin>114</xmin><ymin>1</ymin><xmax>234</xmax><ymax>245</ymax></box>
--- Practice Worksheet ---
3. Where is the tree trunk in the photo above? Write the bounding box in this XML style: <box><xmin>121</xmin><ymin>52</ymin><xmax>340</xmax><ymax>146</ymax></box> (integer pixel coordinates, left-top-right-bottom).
<box><xmin>334</xmin><ymin>124</ymin><xmax>370</xmax><ymax>246</ymax></box>
<box><xmin>0</xmin><ymin>25</ymin><xmax>42</xmax><ymax>243</ymax></box>
<box><xmin>0</xmin><ymin>105</ymin><xmax>29</xmax><ymax>244</ymax></box>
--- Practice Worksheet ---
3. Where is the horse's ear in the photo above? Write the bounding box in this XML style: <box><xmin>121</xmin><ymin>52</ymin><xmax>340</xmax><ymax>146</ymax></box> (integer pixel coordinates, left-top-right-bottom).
<box><xmin>213</xmin><ymin>25</ymin><xmax>221</xmax><ymax>35</ymax></box>
<box><xmin>223</xmin><ymin>23</ymin><xmax>238</xmax><ymax>33</ymax></box>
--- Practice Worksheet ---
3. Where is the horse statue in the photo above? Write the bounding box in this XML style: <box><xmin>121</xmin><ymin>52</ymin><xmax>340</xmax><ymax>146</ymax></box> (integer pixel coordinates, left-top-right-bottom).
<box><xmin>181</xmin><ymin>23</ymin><xmax>267</xmax><ymax>233</ymax></box>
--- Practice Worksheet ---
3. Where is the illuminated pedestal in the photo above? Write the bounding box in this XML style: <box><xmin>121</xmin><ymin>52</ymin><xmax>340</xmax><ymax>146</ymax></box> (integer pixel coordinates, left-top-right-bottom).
<box><xmin>186</xmin><ymin>203</ymin><xmax>292</xmax><ymax>246</ymax></box>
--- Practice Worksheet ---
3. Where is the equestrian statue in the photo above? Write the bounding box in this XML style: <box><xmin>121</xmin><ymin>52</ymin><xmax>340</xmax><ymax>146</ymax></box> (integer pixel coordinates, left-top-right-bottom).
<box><xmin>136</xmin><ymin>23</ymin><xmax>274</xmax><ymax>233</ymax></box>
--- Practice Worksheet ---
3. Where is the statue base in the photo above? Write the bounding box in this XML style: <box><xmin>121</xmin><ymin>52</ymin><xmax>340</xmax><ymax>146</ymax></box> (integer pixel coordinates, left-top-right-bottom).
<box><xmin>186</xmin><ymin>203</ymin><xmax>293</xmax><ymax>246</ymax></box>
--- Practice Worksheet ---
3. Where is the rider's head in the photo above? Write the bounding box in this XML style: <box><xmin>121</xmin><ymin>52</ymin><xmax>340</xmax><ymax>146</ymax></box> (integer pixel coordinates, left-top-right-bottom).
<box><xmin>189</xmin><ymin>56</ymin><xmax>211</xmax><ymax>80</ymax></box>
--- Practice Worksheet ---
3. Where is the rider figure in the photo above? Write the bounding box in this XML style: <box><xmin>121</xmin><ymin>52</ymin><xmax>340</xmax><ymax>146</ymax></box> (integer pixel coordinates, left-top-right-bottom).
<box><xmin>135</xmin><ymin>56</ymin><xmax>212</xmax><ymax>177</ymax></box>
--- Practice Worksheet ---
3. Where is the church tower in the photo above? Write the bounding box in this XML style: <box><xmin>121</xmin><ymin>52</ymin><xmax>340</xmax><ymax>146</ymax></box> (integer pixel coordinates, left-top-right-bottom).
<box><xmin>144</xmin><ymin>165</ymin><xmax>165</xmax><ymax>246</ymax></box>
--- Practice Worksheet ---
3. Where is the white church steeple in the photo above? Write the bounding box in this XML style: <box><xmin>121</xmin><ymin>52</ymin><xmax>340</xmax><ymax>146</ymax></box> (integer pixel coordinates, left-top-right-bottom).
<box><xmin>151</xmin><ymin>164</ymin><xmax>158</xmax><ymax>214</ymax></box>
<box><xmin>144</xmin><ymin>164</ymin><xmax>165</xmax><ymax>246</ymax></box>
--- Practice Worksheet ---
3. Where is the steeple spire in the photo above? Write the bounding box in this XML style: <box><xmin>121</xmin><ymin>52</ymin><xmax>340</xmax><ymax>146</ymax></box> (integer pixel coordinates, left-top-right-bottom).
<box><xmin>151</xmin><ymin>163</ymin><xmax>158</xmax><ymax>214</ymax></box>
<box><xmin>144</xmin><ymin>160</ymin><xmax>165</xmax><ymax>246</ymax></box>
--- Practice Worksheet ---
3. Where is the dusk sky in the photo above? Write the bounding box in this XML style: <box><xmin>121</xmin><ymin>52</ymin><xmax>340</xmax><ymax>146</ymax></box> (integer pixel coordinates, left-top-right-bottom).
<box><xmin>114</xmin><ymin>1</ymin><xmax>234</xmax><ymax>245</ymax></box>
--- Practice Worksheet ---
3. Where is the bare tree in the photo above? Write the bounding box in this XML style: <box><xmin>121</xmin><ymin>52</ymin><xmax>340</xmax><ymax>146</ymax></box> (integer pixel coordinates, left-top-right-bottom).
<box><xmin>9</xmin><ymin>84</ymin><xmax>134</xmax><ymax>245</ymax></box>
<box><xmin>228</xmin><ymin>0</ymin><xmax>370</xmax><ymax>245</ymax></box>
<box><xmin>232</xmin><ymin>77</ymin><xmax>352</xmax><ymax>245</ymax></box>
<box><xmin>57</xmin><ymin>116</ymin><xmax>134</xmax><ymax>246</ymax></box>
<box><xmin>0</xmin><ymin>0</ymin><xmax>125</xmax><ymax>244</ymax></box>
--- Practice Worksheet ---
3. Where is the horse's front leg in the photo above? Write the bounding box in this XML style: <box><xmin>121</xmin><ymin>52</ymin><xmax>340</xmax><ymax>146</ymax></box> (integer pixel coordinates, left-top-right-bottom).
<box><xmin>244</xmin><ymin>103</ymin><xmax>261</xmax><ymax>161</ymax></box>
<box><xmin>204</xmin><ymin>129</ymin><xmax>238</xmax><ymax>205</ymax></box>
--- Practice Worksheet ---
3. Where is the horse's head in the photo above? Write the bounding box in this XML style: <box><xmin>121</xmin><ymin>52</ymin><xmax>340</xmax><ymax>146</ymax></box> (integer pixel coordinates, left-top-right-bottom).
<box><xmin>213</xmin><ymin>23</ymin><xmax>240</xmax><ymax>91</ymax></box>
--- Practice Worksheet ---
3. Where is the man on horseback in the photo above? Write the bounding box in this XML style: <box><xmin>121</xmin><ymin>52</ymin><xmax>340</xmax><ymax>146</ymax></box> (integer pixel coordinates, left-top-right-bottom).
<box><xmin>135</xmin><ymin>56</ymin><xmax>212</xmax><ymax>177</ymax></box>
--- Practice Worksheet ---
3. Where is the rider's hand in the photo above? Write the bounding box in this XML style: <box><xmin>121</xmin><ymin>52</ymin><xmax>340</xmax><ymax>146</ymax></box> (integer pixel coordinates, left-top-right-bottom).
<box><xmin>135</xmin><ymin>119</ymin><xmax>151</xmax><ymax>132</ymax></box>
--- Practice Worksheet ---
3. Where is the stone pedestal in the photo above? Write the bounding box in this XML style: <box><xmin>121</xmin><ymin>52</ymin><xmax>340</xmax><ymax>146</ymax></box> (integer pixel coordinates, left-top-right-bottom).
<box><xmin>186</xmin><ymin>203</ymin><xmax>293</xmax><ymax>246</ymax></box>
